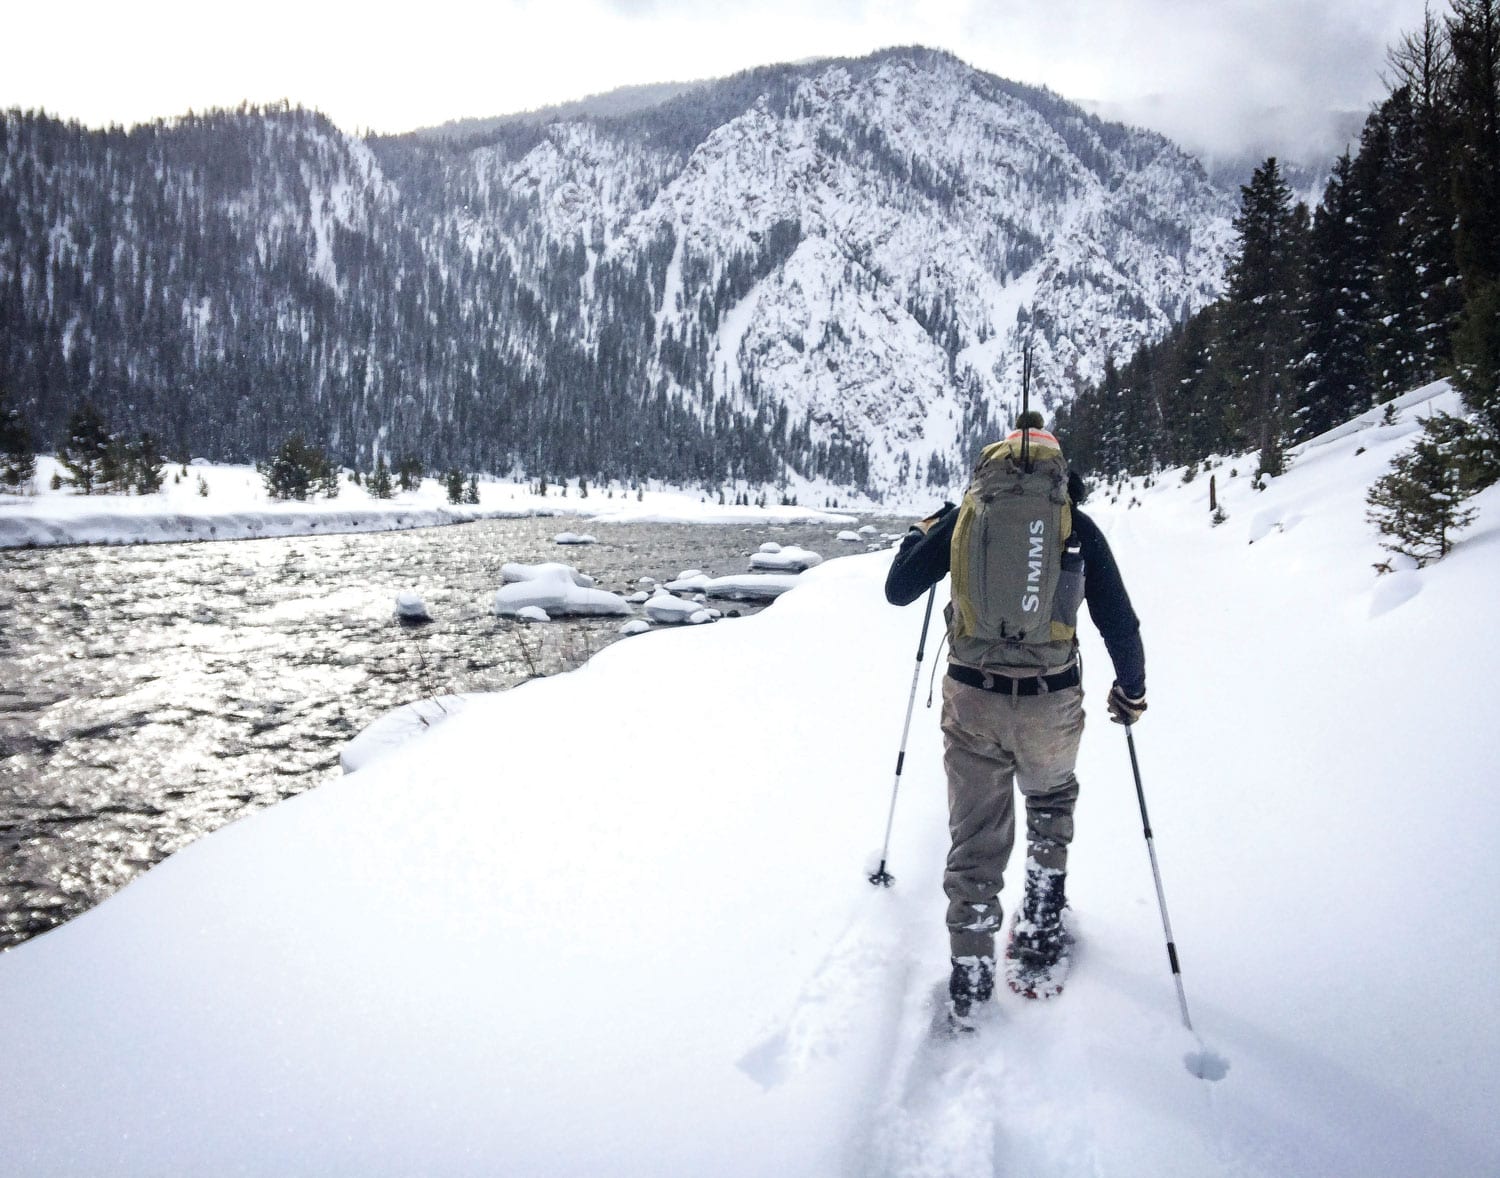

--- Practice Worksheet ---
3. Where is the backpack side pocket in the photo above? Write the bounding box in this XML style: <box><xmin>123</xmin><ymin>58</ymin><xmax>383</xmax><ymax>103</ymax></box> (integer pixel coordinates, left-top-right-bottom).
<box><xmin>1050</xmin><ymin>537</ymin><xmax>1085</xmax><ymax>641</ymax></box>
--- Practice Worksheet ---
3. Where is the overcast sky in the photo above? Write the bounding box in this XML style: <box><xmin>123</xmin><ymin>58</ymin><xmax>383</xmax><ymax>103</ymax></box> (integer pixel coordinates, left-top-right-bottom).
<box><xmin>3</xmin><ymin>0</ymin><xmax>1438</xmax><ymax>163</ymax></box>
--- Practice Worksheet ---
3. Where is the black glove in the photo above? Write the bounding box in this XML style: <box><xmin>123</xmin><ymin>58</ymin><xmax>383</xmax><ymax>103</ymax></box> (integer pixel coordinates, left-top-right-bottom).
<box><xmin>915</xmin><ymin>501</ymin><xmax>956</xmax><ymax>534</ymax></box>
<box><xmin>1106</xmin><ymin>682</ymin><xmax>1147</xmax><ymax>726</ymax></box>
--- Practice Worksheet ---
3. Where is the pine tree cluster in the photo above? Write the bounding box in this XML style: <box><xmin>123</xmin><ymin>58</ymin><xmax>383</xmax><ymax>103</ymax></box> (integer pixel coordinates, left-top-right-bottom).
<box><xmin>55</xmin><ymin>401</ymin><xmax>166</xmax><ymax>495</ymax></box>
<box><xmin>258</xmin><ymin>434</ymin><xmax>339</xmax><ymax>501</ymax></box>
<box><xmin>0</xmin><ymin>384</ymin><xmax>37</xmax><ymax>488</ymax></box>
<box><xmin>1059</xmin><ymin>1</ymin><xmax>1500</xmax><ymax>490</ymax></box>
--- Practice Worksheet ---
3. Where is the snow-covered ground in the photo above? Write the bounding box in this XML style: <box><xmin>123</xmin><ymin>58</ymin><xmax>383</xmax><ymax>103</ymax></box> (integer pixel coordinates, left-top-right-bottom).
<box><xmin>0</xmin><ymin>458</ymin><xmax>861</xmax><ymax>548</ymax></box>
<box><xmin>2</xmin><ymin>381</ymin><xmax>1496</xmax><ymax>1176</ymax></box>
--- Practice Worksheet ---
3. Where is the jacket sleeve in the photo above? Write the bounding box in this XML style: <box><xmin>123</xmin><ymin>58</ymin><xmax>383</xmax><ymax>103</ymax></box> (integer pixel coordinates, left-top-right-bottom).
<box><xmin>884</xmin><ymin>504</ymin><xmax>956</xmax><ymax>605</ymax></box>
<box><xmin>1073</xmin><ymin>510</ymin><xmax>1146</xmax><ymax>697</ymax></box>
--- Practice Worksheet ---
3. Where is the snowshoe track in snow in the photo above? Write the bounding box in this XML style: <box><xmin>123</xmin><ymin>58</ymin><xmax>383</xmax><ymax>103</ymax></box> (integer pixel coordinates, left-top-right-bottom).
<box><xmin>736</xmin><ymin>918</ymin><xmax>907</xmax><ymax>1090</ymax></box>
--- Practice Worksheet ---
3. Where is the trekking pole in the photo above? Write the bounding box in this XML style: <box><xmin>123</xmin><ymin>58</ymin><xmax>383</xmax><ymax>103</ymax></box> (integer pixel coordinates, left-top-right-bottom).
<box><xmin>1124</xmin><ymin>723</ymin><xmax>1193</xmax><ymax>1031</ymax></box>
<box><xmin>1125</xmin><ymin>725</ymin><xmax>1229</xmax><ymax>1080</ymax></box>
<box><xmin>869</xmin><ymin>584</ymin><xmax>937</xmax><ymax>887</ymax></box>
<box><xmin>1020</xmin><ymin>342</ymin><xmax>1033</xmax><ymax>471</ymax></box>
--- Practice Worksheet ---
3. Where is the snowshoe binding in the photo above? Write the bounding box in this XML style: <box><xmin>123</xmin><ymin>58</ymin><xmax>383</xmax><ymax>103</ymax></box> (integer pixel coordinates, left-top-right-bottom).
<box><xmin>1005</xmin><ymin>864</ymin><xmax>1073</xmax><ymax>999</ymax></box>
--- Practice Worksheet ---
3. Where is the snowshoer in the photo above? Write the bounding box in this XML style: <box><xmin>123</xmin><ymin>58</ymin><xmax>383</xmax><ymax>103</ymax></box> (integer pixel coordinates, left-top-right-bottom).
<box><xmin>884</xmin><ymin>412</ymin><xmax>1146</xmax><ymax>1022</ymax></box>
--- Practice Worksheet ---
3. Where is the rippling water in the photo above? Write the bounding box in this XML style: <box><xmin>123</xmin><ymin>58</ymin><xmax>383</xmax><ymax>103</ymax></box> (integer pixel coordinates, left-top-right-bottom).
<box><xmin>0</xmin><ymin>516</ymin><xmax>894</xmax><ymax>949</ymax></box>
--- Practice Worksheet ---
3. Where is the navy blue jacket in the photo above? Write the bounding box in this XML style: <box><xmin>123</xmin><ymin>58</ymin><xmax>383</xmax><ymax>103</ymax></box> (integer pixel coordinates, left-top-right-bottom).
<box><xmin>884</xmin><ymin>503</ymin><xmax>1146</xmax><ymax>697</ymax></box>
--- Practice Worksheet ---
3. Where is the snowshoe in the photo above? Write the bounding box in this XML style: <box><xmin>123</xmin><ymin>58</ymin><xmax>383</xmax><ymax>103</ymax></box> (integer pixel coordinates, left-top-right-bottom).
<box><xmin>946</xmin><ymin>954</ymin><xmax>995</xmax><ymax>1032</ymax></box>
<box><xmin>1004</xmin><ymin>931</ymin><xmax>1073</xmax><ymax>998</ymax></box>
<box><xmin>1005</xmin><ymin>865</ymin><xmax>1072</xmax><ymax>999</ymax></box>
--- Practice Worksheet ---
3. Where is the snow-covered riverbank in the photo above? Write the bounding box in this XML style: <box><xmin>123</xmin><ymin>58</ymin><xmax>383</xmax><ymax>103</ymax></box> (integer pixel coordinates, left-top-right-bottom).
<box><xmin>2</xmin><ymin>384</ymin><xmax>1496</xmax><ymax>1176</ymax></box>
<box><xmin>0</xmin><ymin>458</ymin><xmax>862</xmax><ymax>548</ymax></box>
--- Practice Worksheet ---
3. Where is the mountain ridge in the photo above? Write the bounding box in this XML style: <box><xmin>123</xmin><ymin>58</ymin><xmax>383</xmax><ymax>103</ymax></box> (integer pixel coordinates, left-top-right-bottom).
<box><xmin>1</xmin><ymin>46</ymin><xmax>1234</xmax><ymax>499</ymax></box>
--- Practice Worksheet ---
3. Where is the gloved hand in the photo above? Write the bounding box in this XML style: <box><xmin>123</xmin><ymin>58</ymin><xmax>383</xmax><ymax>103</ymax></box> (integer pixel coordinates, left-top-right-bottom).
<box><xmin>915</xmin><ymin>501</ymin><xmax>956</xmax><ymax>534</ymax></box>
<box><xmin>1106</xmin><ymin>682</ymin><xmax>1147</xmax><ymax>726</ymax></box>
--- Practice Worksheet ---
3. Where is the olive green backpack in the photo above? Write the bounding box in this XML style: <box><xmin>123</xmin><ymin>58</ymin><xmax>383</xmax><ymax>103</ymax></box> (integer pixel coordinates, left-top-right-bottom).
<box><xmin>949</xmin><ymin>429</ymin><xmax>1083</xmax><ymax>669</ymax></box>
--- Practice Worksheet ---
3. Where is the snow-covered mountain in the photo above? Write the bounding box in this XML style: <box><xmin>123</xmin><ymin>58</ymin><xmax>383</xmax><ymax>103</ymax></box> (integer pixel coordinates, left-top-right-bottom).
<box><xmin>417</xmin><ymin>48</ymin><xmax>1235</xmax><ymax>494</ymax></box>
<box><xmin>1</xmin><ymin>47</ymin><xmax>1233</xmax><ymax>498</ymax></box>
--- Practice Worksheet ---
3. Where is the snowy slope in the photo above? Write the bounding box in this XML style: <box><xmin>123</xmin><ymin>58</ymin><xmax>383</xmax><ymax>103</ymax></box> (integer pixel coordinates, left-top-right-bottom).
<box><xmin>1</xmin><ymin>384</ymin><xmax>1495</xmax><ymax>1176</ymax></box>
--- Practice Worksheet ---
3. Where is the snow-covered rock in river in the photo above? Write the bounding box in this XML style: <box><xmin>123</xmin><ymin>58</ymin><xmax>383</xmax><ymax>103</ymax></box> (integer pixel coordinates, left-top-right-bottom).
<box><xmin>394</xmin><ymin>591</ymin><xmax>431</xmax><ymax>621</ymax></box>
<box><xmin>836</xmin><ymin>531</ymin><xmax>861</xmax><ymax>543</ymax></box>
<box><xmin>664</xmin><ymin>573</ymin><xmax>713</xmax><ymax>593</ymax></box>
<box><xmin>758</xmin><ymin>542</ymin><xmax>783</xmax><ymax>554</ymax></box>
<box><xmin>553</xmin><ymin>532</ymin><xmax>597</xmax><ymax>546</ymax></box>
<box><xmin>515</xmin><ymin>606</ymin><xmax>551</xmax><ymax>623</ymax></box>
<box><xmin>749</xmin><ymin>546</ymin><xmax>823</xmax><ymax>572</ymax></box>
<box><xmin>619</xmin><ymin>619</ymin><xmax>651</xmax><ymax>636</ymax></box>
<box><xmin>501</xmin><ymin>562</ymin><xmax>596</xmax><ymax>588</ymax></box>
<box><xmin>644</xmin><ymin>594</ymin><xmax>717</xmax><ymax>625</ymax></box>
<box><xmin>700</xmin><ymin>574</ymin><xmax>802</xmax><ymax>602</ymax></box>
<box><xmin>858</xmin><ymin>525</ymin><xmax>878</xmax><ymax>537</ymax></box>
<box><xmin>493</xmin><ymin>569</ymin><xmax>630</xmax><ymax>618</ymax></box>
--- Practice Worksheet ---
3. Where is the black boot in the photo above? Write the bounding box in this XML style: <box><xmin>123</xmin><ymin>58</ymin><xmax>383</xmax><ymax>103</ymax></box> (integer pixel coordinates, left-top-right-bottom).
<box><xmin>1005</xmin><ymin>865</ymin><xmax>1072</xmax><ymax>997</ymax></box>
<box><xmin>948</xmin><ymin>954</ymin><xmax>995</xmax><ymax>1027</ymax></box>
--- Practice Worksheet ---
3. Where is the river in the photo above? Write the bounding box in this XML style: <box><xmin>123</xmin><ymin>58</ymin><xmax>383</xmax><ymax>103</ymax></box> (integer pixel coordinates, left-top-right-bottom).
<box><xmin>0</xmin><ymin>516</ymin><xmax>896</xmax><ymax>950</ymax></box>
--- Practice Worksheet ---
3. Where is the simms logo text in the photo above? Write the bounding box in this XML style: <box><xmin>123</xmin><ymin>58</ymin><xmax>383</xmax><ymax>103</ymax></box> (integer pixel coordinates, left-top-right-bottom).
<box><xmin>1021</xmin><ymin>519</ymin><xmax>1044</xmax><ymax>612</ymax></box>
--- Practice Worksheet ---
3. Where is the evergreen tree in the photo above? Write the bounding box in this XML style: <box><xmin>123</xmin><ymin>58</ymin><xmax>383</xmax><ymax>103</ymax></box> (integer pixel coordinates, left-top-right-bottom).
<box><xmin>59</xmin><ymin>402</ymin><xmax>112</xmax><ymax>494</ymax></box>
<box><xmin>1388</xmin><ymin>8</ymin><xmax>1464</xmax><ymax>371</ymax></box>
<box><xmin>463</xmin><ymin>473</ymin><xmax>480</xmax><ymax>504</ymax></box>
<box><xmin>1096</xmin><ymin>354</ymin><xmax>1126</xmax><ymax>477</ymax></box>
<box><xmin>0</xmin><ymin>386</ymin><xmax>37</xmax><ymax>488</ymax></box>
<box><xmin>131</xmin><ymin>431</ymin><xmax>166</xmax><ymax>494</ymax></box>
<box><xmin>261</xmin><ymin>434</ymin><xmax>321</xmax><ymax>500</ymax></box>
<box><xmin>1299</xmin><ymin>152</ymin><xmax>1373</xmax><ymax>437</ymax></box>
<box><xmin>1448</xmin><ymin>0</ymin><xmax>1500</xmax><ymax>431</ymax></box>
<box><xmin>1367</xmin><ymin>413</ymin><xmax>1483</xmax><ymax>563</ymax></box>
<box><xmin>1222</xmin><ymin>159</ymin><xmax>1306</xmax><ymax>476</ymax></box>
<box><xmin>314</xmin><ymin>452</ymin><xmax>340</xmax><ymax>499</ymax></box>
<box><xmin>1170</xmin><ymin>305</ymin><xmax>1236</xmax><ymax>461</ymax></box>
<box><xmin>1451</xmin><ymin>281</ymin><xmax>1500</xmax><ymax>432</ymax></box>
<box><xmin>396</xmin><ymin>455</ymin><xmax>424</xmax><ymax>492</ymax></box>
<box><xmin>1353</xmin><ymin>89</ymin><xmax>1431</xmax><ymax>400</ymax></box>
<box><xmin>368</xmin><ymin>455</ymin><xmax>394</xmax><ymax>499</ymax></box>
<box><xmin>100</xmin><ymin>435</ymin><xmax>130</xmax><ymax>495</ymax></box>
<box><xmin>445</xmin><ymin>468</ymin><xmax>464</xmax><ymax>504</ymax></box>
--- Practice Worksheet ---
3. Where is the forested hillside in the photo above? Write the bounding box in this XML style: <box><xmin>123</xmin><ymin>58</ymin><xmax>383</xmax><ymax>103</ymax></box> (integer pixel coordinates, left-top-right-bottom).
<box><xmin>1</xmin><ymin>48</ymin><xmax>1232</xmax><ymax>499</ymax></box>
<box><xmin>1059</xmin><ymin>1</ymin><xmax>1500</xmax><ymax>490</ymax></box>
